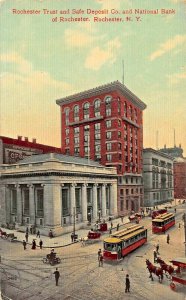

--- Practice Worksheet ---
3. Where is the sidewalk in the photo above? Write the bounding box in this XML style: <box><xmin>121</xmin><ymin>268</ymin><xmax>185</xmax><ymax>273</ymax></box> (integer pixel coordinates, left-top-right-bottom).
<box><xmin>1</xmin><ymin>200</ymin><xmax>182</xmax><ymax>249</ymax></box>
<box><xmin>1</xmin><ymin>216</ymin><xmax>130</xmax><ymax>249</ymax></box>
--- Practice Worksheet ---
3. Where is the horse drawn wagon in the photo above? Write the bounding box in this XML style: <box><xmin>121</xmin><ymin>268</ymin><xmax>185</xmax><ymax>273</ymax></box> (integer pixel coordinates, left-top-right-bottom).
<box><xmin>80</xmin><ymin>230</ymin><xmax>101</xmax><ymax>245</ymax></box>
<box><xmin>169</xmin><ymin>258</ymin><xmax>186</xmax><ymax>291</ymax></box>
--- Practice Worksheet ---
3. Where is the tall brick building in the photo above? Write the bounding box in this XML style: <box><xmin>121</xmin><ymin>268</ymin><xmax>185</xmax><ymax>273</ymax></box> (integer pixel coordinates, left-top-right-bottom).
<box><xmin>174</xmin><ymin>158</ymin><xmax>186</xmax><ymax>199</ymax></box>
<box><xmin>56</xmin><ymin>81</ymin><xmax>147</xmax><ymax>215</ymax></box>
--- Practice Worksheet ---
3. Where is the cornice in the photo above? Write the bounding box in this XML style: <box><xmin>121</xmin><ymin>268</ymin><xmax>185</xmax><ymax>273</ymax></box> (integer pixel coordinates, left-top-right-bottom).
<box><xmin>56</xmin><ymin>81</ymin><xmax>147</xmax><ymax>110</ymax></box>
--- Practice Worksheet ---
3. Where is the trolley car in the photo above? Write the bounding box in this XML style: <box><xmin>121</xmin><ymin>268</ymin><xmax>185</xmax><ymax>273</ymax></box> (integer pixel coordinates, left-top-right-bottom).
<box><xmin>103</xmin><ymin>224</ymin><xmax>147</xmax><ymax>261</ymax></box>
<box><xmin>152</xmin><ymin>212</ymin><xmax>175</xmax><ymax>234</ymax></box>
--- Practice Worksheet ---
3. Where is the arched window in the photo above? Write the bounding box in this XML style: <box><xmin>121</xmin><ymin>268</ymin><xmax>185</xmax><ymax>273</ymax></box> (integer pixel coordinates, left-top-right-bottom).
<box><xmin>124</xmin><ymin>102</ymin><xmax>127</xmax><ymax>117</ymax></box>
<box><xmin>74</xmin><ymin>105</ymin><xmax>79</xmax><ymax>121</ymax></box>
<box><xmin>83</xmin><ymin>102</ymin><xmax>90</xmax><ymax>119</ymax></box>
<box><xmin>105</xmin><ymin>96</ymin><xmax>112</xmax><ymax>105</ymax></box>
<box><xmin>65</xmin><ymin>108</ymin><xmax>70</xmax><ymax>125</ymax></box>
<box><xmin>94</xmin><ymin>99</ymin><xmax>101</xmax><ymax>117</ymax></box>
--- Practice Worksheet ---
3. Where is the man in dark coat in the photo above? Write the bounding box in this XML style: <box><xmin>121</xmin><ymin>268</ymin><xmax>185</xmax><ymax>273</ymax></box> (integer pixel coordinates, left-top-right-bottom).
<box><xmin>39</xmin><ymin>239</ymin><xmax>43</xmax><ymax>249</ymax></box>
<box><xmin>125</xmin><ymin>274</ymin><xmax>130</xmax><ymax>293</ymax></box>
<box><xmin>23</xmin><ymin>240</ymin><xmax>27</xmax><ymax>250</ymax></box>
<box><xmin>53</xmin><ymin>268</ymin><xmax>60</xmax><ymax>286</ymax></box>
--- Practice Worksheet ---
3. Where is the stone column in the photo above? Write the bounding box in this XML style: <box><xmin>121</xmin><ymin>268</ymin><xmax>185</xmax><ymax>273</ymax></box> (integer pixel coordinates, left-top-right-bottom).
<box><xmin>82</xmin><ymin>184</ymin><xmax>87</xmax><ymax>222</ymax></box>
<box><xmin>43</xmin><ymin>183</ymin><xmax>61</xmax><ymax>228</ymax></box>
<box><xmin>5</xmin><ymin>186</ymin><xmax>11</xmax><ymax>224</ymax></box>
<box><xmin>0</xmin><ymin>185</ymin><xmax>7</xmax><ymax>225</ymax></box>
<box><xmin>92</xmin><ymin>184</ymin><xmax>98</xmax><ymax>220</ymax></box>
<box><xmin>110</xmin><ymin>183</ymin><xmax>118</xmax><ymax>216</ymax></box>
<box><xmin>101</xmin><ymin>184</ymin><xmax>107</xmax><ymax>218</ymax></box>
<box><xmin>28</xmin><ymin>185</ymin><xmax>35</xmax><ymax>225</ymax></box>
<box><xmin>70</xmin><ymin>183</ymin><xmax>76</xmax><ymax>224</ymax></box>
<box><xmin>16</xmin><ymin>184</ymin><xmax>22</xmax><ymax>224</ymax></box>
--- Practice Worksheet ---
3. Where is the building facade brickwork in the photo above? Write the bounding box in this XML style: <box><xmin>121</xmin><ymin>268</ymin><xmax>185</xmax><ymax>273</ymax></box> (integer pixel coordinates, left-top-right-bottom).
<box><xmin>56</xmin><ymin>81</ymin><xmax>147</xmax><ymax>216</ymax></box>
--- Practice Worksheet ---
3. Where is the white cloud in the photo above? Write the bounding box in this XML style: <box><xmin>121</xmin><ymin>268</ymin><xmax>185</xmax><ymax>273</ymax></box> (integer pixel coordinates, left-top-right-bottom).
<box><xmin>64</xmin><ymin>29</ymin><xmax>97</xmax><ymax>48</ymax></box>
<box><xmin>85</xmin><ymin>37</ymin><xmax>121</xmax><ymax>70</ymax></box>
<box><xmin>167</xmin><ymin>72</ymin><xmax>186</xmax><ymax>84</ymax></box>
<box><xmin>0</xmin><ymin>53</ymin><xmax>33</xmax><ymax>74</ymax></box>
<box><xmin>149</xmin><ymin>35</ymin><xmax>186</xmax><ymax>61</ymax></box>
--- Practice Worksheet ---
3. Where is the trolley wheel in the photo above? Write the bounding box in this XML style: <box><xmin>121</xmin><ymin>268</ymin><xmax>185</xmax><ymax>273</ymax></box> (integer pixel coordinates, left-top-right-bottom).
<box><xmin>43</xmin><ymin>258</ymin><xmax>47</xmax><ymax>264</ymax></box>
<box><xmin>170</xmin><ymin>282</ymin><xmax>176</xmax><ymax>291</ymax></box>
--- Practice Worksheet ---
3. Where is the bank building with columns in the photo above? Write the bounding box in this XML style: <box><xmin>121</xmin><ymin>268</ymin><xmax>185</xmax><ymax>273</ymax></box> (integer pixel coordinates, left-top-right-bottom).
<box><xmin>0</xmin><ymin>153</ymin><xmax>117</xmax><ymax>235</ymax></box>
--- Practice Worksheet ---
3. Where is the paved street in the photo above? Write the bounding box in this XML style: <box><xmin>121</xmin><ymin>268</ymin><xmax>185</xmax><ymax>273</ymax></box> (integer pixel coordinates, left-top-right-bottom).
<box><xmin>0</xmin><ymin>202</ymin><xmax>185</xmax><ymax>300</ymax></box>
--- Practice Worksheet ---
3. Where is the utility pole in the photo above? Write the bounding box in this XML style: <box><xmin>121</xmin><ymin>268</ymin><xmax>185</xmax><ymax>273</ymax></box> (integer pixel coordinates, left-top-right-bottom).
<box><xmin>183</xmin><ymin>213</ymin><xmax>186</xmax><ymax>257</ymax></box>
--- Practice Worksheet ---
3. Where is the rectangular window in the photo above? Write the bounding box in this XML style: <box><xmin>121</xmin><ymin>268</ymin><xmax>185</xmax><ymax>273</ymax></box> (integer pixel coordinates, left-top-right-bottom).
<box><xmin>95</xmin><ymin>133</ymin><xmax>101</xmax><ymax>140</ymax></box>
<box><xmin>66</xmin><ymin>138</ymin><xmax>69</xmax><ymax>145</ymax></box>
<box><xmin>75</xmin><ymin>188</ymin><xmax>81</xmax><ymax>213</ymax></box>
<box><xmin>74</xmin><ymin>147</ymin><xmax>79</xmax><ymax>155</ymax></box>
<box><xmin>74</xmin><ymin>137</ymin><xmax>79</xmax><ymax>144</ymax></box>
<box><xmin>84</xmin><ymin>125</ymin><xmax>90</xmax><ymax>131</ymax></box>
<box><xmin>106</xmin><ymin>143</ymin><xmax>112</xmax><ymax>151</ymax></box>
<box><xmin>62</xmin><ymin>189</ymin><xmax>69</xmax><ymax>216</ymax></box>
<box><xmin>37</xmin><ymin>189</ymin><xmax>44</xmax><ymax>217</ymax></box>
<box><xmin>120</xmin><ymin>200</ymin><xmax>124</xmax><ymax>211</ymax></box>
<box><xmin>23</xmin><ymin>189</ymin><xmax>29</xmax><ymax>215</ymax></box>
<box><xmin>95</xmin><ymin>111</ymin><xmax>100</xmax><ymax>117</ymax></box>
<box><xmin>126</xmin><ymin>189</ymin><xmax>129</xmax><ymax>195</ymax></box>
<box><xmin>84</xmin><ymin>146</ymin><xmax>90</xmax><ymax>153</ymax></box>
<box><xmin>11</xmin><ymin>189</ymin><xmax>17</xmax><ymax>213</ymax></box>
<box><xmin>95</xmin><ymin>123</ymin><xmax>100</xmax><ymax>130</ymax></box>
<box><xmin>106</xmin><ymin>120</ymin><xmax>111</xmax><ymax>128</ymax></box>
<box><xmin>118</xmin><ymin>131</ymin><xmax>121</xmax><ymax>138</ymax></box>
<box><xmin>106</xmin><ymin>131</ymin><xmax>111</xmax><ymax>139</ymax></box>
<box><xmin>106</xmin><ymin>154</ymin><xmax>112</xmax><ymax>161</ymax></box>
<box><xmin>106</xmin><ymin>108</ymin><xmax>111</xmax><ymax>116</ymax></box>
<box><xmin>74</xmin><ymin>127</ymin><xmax>79</xmax><ymax>134</ymax></box>
<box><xmin>65</xmin><ymin>128</ymin><xmax>69</xmax><ymax>136</ymax></box>
<box><xmin>95</xmin><ymin>144</ymin><xmax>101</xmax><ymax>152</ymax></box>
<box><xmin>120</xmin><ymin>189</ymin><xmax>124</xmax><ymax>196</ymax></box>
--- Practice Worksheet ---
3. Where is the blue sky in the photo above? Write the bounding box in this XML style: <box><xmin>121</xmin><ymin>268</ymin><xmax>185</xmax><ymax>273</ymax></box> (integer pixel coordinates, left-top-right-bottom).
<box><xmin>0</xmin><ymin>0</ymin><xmax>186</xmax><ymax>154</ymax></box>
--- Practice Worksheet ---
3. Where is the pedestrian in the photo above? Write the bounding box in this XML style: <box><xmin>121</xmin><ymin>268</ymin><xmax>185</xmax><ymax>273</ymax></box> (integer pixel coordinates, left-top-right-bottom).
<box><xmin>39</xmin><ymin>239</ymin><xmax>43</xmax><ymax>249</ymax></box>
<box><xmin>71</xmin><ymin>233</ymin><xmax>74</xmax><ymax>243</ymax></box>
<box><xmin>26</xmin><ymin>227</ymin><xmax>29</xmax><ymax>234</ymax></box>
<box><xmin>111</xmin><ymin>221</ymin><xmax>113</xmax><ymax>229</ymax></box>
<box><xmin>156</xmin><ymin>243</ymin><xmax>160</xmax><ymax>255</ymax></box>
<box><xmin>98</xmin><ymin>248</ymin><xmax>102</xmax><ymax>260</ymax></box>
<box><xmin>25</xmin><ymin>232</ymin><xmax>28</xmax><ymax>243</ymax></box>
<box><xmin>53</xmin><ymin>268</ymin><xmax>60</xmax><ymax>286</ymax></box>
<box><xmin>36</xmin><ymin>230</ymin><xmax>40</xmax><ymax>238</ymax></box>
<box><xmin>99</xmin><ymin>254</ymin><xmax>103</xmax><ymax>267</ymax></box>
<box><xmin>178</xmin><ymin>223</ymin><xmax>181</xmax><ymax>229</ymax></box>
<box><xmin>117</xmin><ymin>223</ymin><xmax>120</xmax><ymax>231</ymax></box>
<box><xmin>153</xmin><ymin>249</ymin><xmax>157</xmax><ymax>263</ymax></box>
<box><xmin>23</xmin><ymin>240</ymin><xmax>27</xmax><ymax>250</ymax></box>
<box><xmin>32</xmin><ymin>239</ymin><xmax>36</xmax><ymax>250</ymax></box>
<box><xmin>125</xmin><ymin>274</ymin><xmax>130</xmax><ymax>293</ymax></box>
<box><xmin>49</xmin><ymin>229</ymin><xmax>53</xmax><ymax>238</ymax></box>
<box><xmin>174</xmin><ymin>208</ymin><xmax>176</xmax><ymax>214</ymax></box>
<box><xmin>109</xmin><ymin>228</ymin><xmax>112</xmax><ymax>236</ymax></box>
<box><xmin>167</xmin><ymin>234</ymin><xmax>170</xmax><ymax>244</ymax></box>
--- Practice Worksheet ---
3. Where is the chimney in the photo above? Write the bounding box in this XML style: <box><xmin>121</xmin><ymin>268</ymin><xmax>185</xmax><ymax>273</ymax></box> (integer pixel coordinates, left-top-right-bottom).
<box><xmin>32</xmin><ymin>138</ymin><xmax>36</xmax><ymax>143</ymax></box>
<box><xmin>17</xmin><ymin>135</ymin><xmax>22</xmax><ymax>141</ymax></box>
<box><xmin>24</xmin><ymin>137</ymin><xmax>28</xmax><ymax>142</ymax></box>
